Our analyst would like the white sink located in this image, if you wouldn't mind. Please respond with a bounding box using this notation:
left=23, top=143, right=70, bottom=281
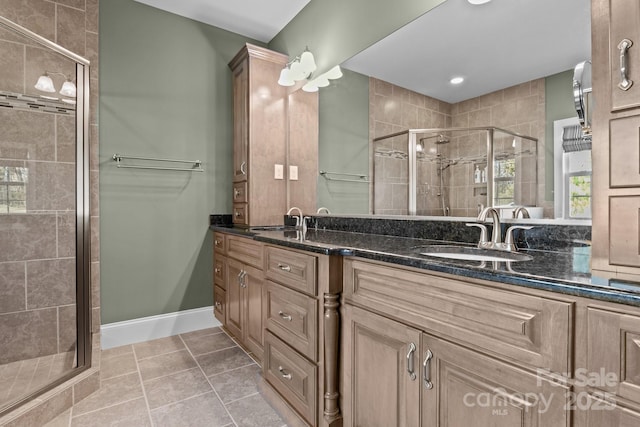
left=415, top=245, right=532, bottom=262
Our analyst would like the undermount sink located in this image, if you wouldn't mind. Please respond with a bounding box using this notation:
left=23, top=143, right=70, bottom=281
left=414, top=245, right=533, bottom=262
left=249, top=225, right=290, bottom=231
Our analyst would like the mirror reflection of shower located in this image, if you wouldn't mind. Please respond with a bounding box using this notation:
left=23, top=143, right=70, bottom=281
left=419, top=134, right=452, bottom=216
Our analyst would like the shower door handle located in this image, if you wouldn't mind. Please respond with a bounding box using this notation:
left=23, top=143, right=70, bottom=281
left=618, top=38, right=634, bottom=91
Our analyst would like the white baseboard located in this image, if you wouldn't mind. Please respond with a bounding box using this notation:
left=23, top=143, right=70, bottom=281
left=100, top=306, right=222, bottom=350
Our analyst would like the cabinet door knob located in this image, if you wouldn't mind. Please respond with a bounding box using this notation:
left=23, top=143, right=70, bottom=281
left=406, top=342, right=417, bottom=381
left=277, top=263, right=291, bottom=272
left=278, top=311, right=293, bottom=322
left=234, top=188, right=241, bottom=198
left=423, top=349, right=434, bottom=390
left=215, top=301, right=222, bottom=309
left=618, top=38, right=634, bottom=91
left=215, top=268, right=221, bottom=274
left=278, top=366, right=292, bottom=380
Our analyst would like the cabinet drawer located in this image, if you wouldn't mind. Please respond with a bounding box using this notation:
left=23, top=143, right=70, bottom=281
left=233, top=182, right=247, bottom=203
left=344, top=258, right=572, bottom=373
left=587, top=307, right=640, bottom=405
left=213, top=285, right=225, bottom=324
left=265, top=281, right=317, bottom=361
left=265, top=246, right=317, bottom=296
left=264, top=331, right=317, bottom=425
left=213, top=232, right=226, bottom=255
left=214, top=255, right=226, bottom=289
left=610, top=116, right=640, bottom=187
left=227, top=235, right=263, bottom=269
left=232, top=204, right=248, bottom=226
left=610, top=196, right=640, bottom=267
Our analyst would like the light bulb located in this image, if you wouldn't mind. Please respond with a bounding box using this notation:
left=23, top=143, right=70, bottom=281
left=302, top=81, right=319, bottom=92
left=311, top=76, right=330, bottom=88
left=34, top=74, right=56, bottom=93
left=289, top=60, right=309, bottom=81
left=277, top=67, right=295, bottom=86
left=450, top=76, right=464, bottom=85
left=299, top=50, right=317, bottom=74
left=324, top=65, right=343, bottom=80
left=59, top=80, right=76, bottom=97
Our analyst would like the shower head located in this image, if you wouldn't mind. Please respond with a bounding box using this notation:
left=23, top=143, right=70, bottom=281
left=435, top=134, right=450, bottom=144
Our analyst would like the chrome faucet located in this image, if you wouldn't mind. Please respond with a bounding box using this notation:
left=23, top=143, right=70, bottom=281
left=316, top=207, right=331, bottom=214
left=513, top=206, right=530, bottom=219
left=286, top=207, right=307, bottom=234
left=476, top=207, right=502, bottom=248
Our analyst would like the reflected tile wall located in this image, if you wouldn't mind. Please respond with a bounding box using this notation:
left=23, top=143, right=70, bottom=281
left=0, top=1, right=100, bottom=417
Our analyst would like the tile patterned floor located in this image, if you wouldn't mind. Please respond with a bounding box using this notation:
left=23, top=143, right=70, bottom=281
left=44, top=328, right=289, bottom=427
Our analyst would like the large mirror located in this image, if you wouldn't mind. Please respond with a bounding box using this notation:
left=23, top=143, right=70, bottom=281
left=317, top=0, right=592, bottom=222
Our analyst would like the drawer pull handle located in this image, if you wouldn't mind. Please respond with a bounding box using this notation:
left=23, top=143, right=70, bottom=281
left=278, top=366, right=292, bottom=380
left=277, top=263, right=291, bottom=272
left=240, top=161, right=247, bottom=175
left=238, top=270, right=247, bottom=288
left=278, top=311, right=293, bottom=322
left=423, top=349, right=433, bottom=390
left=618, top=38, right=634, bottom=91
left=407, top=342, right=417, bottom=381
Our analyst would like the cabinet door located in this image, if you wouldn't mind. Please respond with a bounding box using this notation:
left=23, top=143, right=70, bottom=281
left=610, top=0, right=640, bottom=111
left=243, top=264, right=264, bottom=361
left=585, top=396, right=640, bottom=427
left=232, top=57, right=249, bottom=183
left=226, top=259, right=244, bottom=340
left=342, top=305, right=421, bottom=427
left=421, top=334, right=569, bottom=427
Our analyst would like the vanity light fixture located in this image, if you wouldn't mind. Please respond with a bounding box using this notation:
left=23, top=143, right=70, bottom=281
left=278, top=47, right=343, bottom=92
left=450, top=76, right=465, bottom=85
left=34, top=71, right=77, bottom=98
left=302, top=65, right=344, bottom=92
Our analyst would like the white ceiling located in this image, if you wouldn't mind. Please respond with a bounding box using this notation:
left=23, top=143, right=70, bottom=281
left=133, top=0, right=310, bottom=42
left=342, top=0, right=591, bottom=103
left=133, top=0, right=591, bottom=104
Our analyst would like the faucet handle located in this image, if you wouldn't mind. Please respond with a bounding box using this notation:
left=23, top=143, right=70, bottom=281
left=504, top=225, right=533, bottom=250
left=466, top=223, right=489, bottom=246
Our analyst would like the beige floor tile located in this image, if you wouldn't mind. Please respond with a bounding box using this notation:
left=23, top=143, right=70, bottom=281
left=43, top=408, right=71, bottom=427
left=143, top=368, right=212, bottom=410
left=99, top=351, right=137, bottom=380
left=100, top=344, right=132, bottom=361
left=134, top=335, right=185, bottom=360
left=138, top=349, right=197, bottom=381
left=180, top=327, right=222, bottom=340
left=225, top=393, right=286, bottom=427
left=182, top=332, right=236, bottom=356
left=150, top=392, right=231, bottom=427
left=209, top=364, right=262, bottom=404
left=195, top=347, right=255, bottom=377
left=71, top=397, right=151, bottom=427
left=72, top=372, right=143, bottom=416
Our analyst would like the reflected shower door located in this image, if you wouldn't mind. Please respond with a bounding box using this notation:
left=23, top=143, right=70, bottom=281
left=0, top=17, right=90, bottom=414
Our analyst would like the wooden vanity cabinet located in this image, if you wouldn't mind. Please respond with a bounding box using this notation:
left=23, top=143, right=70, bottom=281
left=342, top=257, right=573, bottom=427
left=213, top=232, right=227, bottom=324
left=263, top=245, right=342, bottom=427
left=228, top=44, right=288, bottom=227
left=214, top=231, right=265, bottom=361
left=592, top=0, right=640, bottom=275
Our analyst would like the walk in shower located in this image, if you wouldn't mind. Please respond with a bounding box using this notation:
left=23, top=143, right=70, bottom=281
left=0, top=17, right=90, bottom=415
left=373, top=127, right=538, bottom=217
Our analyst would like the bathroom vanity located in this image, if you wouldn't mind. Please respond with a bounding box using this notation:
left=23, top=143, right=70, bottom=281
left=212, top=220, right=640, bottom=427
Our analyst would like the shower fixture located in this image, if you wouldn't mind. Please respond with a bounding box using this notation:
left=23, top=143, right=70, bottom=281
left=34, top=71, right=77, bottom=98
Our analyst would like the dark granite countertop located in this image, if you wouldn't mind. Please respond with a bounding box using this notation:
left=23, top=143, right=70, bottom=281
left=210, top=224, right=640, bottom=307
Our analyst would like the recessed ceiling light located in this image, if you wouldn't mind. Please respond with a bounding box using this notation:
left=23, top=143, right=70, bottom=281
left=468, top=0, right=492, bottom=4
left=450, top=77, right=464, bottom=85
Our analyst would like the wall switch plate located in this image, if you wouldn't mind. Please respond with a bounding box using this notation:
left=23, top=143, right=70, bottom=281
left=274, top=164, right=284, bottom=180
left=289, top=165, right=299, bottom=180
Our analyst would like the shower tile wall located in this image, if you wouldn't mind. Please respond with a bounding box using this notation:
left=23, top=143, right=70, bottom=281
left=370, top=77, right=546, bottom=217
left=0, top=0, right=100, bottom=412
left=369, top=77, right=452, bottom=215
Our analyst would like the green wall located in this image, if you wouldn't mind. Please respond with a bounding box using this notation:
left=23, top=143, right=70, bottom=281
left=545, top=70, right=576, bottom=202
left=317, top=69, right=370, bottom=214
left=99, top=0, right=260, bottom=323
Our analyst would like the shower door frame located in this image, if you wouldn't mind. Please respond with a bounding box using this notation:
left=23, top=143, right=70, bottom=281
left=373, top=127, right=538, bottom=215
left=0, top=16, right=92, bottom=415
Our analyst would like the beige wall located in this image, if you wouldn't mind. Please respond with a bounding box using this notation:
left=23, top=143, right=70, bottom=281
left=371, top=77, right=547, bottom=217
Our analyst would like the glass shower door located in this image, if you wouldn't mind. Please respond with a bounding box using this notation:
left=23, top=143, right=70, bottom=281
left=0, top=17, right=90, bottom=414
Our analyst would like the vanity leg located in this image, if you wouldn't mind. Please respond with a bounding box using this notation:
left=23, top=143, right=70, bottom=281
left=323, top=293, right=342, bottom=425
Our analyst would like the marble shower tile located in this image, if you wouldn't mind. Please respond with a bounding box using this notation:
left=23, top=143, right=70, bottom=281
left=26, top=258, right=75, bottom=309
left=0, top=308, right=57, bottom=364
left=0, top=109, right=56, bottom=161
left=56, top=114, right=75, bottom=163
left=57, top=212, right=75, bottom=258
left=56, top=4, right=85, bottom=56
left=0, top=39, right=24, bottom=93
left=0, top=261, right=25, bottom=314
left=0, top=0, right=55, bottom=42
left=55, top=0, right=86, bottom=10
left=86, top=0, right=99, bottom=33
left=25, top=161, right=75, bottom=212
left=58, top=304, right=77, bottom=353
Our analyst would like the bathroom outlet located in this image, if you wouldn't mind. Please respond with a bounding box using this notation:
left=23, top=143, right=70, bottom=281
left=289, top=165, right=299, bottom=180
left=274, top=164, right=284, bottom=180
